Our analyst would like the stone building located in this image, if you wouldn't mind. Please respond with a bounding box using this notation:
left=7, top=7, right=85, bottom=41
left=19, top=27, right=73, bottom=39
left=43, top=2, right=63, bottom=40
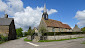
left=72, top=24, right=81, bottom=32
left=0, top=14, right=16, bottom=40
left=38, top=4, right=72, bottom=32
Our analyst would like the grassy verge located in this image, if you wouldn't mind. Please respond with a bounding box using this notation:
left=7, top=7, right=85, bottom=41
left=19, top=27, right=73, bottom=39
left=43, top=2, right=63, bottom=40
left=0, top=41, right=8, bottom=44
left=24, top=38, right=32, bottom=42
left=0, top=41, right=4, bottom=44
left=81, top=41, right=85, bottom=44
left=39, top=37, right=84, bottom=42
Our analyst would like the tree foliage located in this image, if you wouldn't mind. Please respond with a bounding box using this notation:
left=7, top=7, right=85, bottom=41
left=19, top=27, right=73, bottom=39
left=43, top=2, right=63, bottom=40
left=16, top=28, right=23, bottom=37
left=27, top=26, right=35, bottom=35
left=23, top=32, right=28, bottom=36
left=81, top=27, right=85, bottom=32
left=39, top=26, right=47, bottom=33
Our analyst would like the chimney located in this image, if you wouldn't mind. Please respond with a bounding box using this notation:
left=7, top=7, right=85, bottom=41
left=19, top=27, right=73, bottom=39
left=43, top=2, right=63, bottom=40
left=5, top=14, right=8, bottom=18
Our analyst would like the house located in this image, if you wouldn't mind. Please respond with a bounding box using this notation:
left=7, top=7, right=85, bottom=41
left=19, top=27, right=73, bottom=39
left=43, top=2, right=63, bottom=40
left=72, top=24, right=81, bottom=32
left=38, top=4, right=72, bottom=32
left=0, top=14, right=16, bottom=40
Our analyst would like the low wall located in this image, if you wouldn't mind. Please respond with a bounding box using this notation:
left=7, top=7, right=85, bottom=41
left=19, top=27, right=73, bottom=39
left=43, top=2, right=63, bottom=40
left=27, top=35, right=31, bottom=40
left=47, top=34, right=85, bottom=40
left=27, top=34, right=85, bottom=40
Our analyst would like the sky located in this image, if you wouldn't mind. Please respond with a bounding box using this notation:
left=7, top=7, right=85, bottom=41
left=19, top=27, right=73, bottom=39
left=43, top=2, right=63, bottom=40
left=0, top=0, right=85, bottom=31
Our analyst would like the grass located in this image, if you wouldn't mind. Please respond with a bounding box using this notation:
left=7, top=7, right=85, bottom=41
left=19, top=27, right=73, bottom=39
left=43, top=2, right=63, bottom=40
left=24, top=38, right=32, bottom=42
left=0, top=41, right=4, bottom=44
left=0, top=41, right=8, bottom=44
left=81, top=41, right=85, bottom=44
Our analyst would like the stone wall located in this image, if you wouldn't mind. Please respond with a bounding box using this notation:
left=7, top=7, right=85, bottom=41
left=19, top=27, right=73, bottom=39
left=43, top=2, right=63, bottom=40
left=47, top=27, right=52, bottom=32
left=47, top=34, right=85, bottom=40
left=38, top=18, right=47, bottom=32
left=0, top=26, right=9, bottom=36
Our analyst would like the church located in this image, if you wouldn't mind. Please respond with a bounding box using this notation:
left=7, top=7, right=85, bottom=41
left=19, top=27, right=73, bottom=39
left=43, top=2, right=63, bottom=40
left=38, top=4, right=72, bottom=32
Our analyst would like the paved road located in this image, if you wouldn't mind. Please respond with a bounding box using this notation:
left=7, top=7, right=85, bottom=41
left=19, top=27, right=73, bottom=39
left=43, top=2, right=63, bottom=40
left=0, top=37, right=85, bottom=48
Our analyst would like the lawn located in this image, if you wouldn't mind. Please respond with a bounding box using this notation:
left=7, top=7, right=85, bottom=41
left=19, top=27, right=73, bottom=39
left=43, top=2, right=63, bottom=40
left=24, top=38, right=32, bottom=41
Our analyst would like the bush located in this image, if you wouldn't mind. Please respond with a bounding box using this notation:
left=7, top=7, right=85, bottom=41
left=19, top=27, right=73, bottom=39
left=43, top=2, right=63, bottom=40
left=24, top=32, right=28, bottom=36
left=44, top=32, right=85, bottom=36
left=16, top=28, right=23, bottom=37
left=81, top=27, right=85, bottom=32
left=1, top=36, right=8, bottom=41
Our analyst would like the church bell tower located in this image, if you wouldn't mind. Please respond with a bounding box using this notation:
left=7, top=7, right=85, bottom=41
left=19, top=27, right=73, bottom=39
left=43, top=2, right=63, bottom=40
left=42, top=4, right=48, bottom=20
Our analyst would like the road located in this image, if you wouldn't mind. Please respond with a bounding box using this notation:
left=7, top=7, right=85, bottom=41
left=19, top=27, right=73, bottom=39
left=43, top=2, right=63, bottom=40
left=0, top=37, right=85, bottom=48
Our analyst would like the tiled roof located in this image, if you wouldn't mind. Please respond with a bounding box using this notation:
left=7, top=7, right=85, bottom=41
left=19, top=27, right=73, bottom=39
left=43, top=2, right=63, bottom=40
left=0, top=18, right=13, bottom=25
left=43, top=18, right=71, bottom=29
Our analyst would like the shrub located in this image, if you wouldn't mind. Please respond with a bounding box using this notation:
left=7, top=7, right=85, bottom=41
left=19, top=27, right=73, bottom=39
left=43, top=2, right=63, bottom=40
left=45, top=32, right=85, bottom=36
left=1, top=36, right=8, bottom=41
left=24, top=32, right=28, bottom=36
left=16, top=28, right=23, bottom=37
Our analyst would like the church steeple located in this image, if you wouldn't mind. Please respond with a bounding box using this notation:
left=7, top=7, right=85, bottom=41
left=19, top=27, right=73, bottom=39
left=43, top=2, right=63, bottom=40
left=44, top=3, right=47, bottom=13
left=42, top=3, right=48, bottom=20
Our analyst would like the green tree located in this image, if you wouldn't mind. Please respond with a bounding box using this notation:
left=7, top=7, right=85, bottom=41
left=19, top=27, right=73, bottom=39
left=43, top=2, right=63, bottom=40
left=39, top=26, right=47, bottom=40
left=24, top=32, right=28, bottom=36
left=27, top=26, right=35, bottom=35
left=81, top=27, right=85, bottom=32
left=39, top=26, right=47, bottom=34
left=28, top=26, right=32, bottom=35
left=16, top=28, right=23, bottom=37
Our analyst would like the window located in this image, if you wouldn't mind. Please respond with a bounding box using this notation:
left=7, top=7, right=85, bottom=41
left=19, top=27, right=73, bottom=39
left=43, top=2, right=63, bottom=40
left=52, top=28, right=55, bottom=32
left=46, top=15, right=48, bottom=19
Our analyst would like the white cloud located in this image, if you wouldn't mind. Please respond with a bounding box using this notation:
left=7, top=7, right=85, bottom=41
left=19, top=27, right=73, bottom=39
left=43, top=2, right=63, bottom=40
left=48, top=9, right=58, bottom=15
left=14, top=6, right=57, bottom=31
left=0, top=0, right=23, bottom=16
left=0, top=0, right=8, bottom=11
left=75, top=10, right=85, bottom=27
left=0, top=0, right=57, bottom=31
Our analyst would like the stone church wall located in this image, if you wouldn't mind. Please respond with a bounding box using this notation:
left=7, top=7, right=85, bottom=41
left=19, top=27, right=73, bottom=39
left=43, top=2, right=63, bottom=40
left=38, top=19, right=47, bottom=32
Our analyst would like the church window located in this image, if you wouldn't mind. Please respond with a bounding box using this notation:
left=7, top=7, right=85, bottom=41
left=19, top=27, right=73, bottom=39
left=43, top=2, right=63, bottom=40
left=52, top=28, right=55, bottom=32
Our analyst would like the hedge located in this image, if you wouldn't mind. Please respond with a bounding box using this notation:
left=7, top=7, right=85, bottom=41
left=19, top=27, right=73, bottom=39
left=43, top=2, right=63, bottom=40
left=43, top=32, right=85, bottom=36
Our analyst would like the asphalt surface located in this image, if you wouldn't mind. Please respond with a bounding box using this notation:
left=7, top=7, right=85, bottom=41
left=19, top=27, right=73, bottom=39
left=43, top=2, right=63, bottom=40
left=0, top=37, right=85, bottom=48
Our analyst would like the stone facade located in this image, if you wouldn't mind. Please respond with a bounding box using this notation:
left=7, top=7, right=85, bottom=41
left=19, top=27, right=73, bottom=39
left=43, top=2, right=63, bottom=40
left=0, top=14, right=16, bottom=40
left=38, top=18, right=72, bottom=32
left=0, top=26, right=9, bottom=36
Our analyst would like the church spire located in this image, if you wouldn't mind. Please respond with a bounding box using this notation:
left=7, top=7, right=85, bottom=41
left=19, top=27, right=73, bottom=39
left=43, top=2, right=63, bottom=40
left=42, top=3, right=48, bottom=20
left=44, top=3, right=47, bottom=13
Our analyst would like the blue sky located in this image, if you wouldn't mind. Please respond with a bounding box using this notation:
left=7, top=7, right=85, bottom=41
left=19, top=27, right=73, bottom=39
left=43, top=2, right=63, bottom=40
left=0, top=0, right=85, bottom=30
left=22, top=0, right=85, bottom=28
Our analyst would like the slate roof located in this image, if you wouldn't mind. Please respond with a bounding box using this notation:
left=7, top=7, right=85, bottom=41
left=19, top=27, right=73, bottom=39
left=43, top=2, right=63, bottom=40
left=0, top=18, right=13, bottom=25
left=43, top=18, right=71, bottom=29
